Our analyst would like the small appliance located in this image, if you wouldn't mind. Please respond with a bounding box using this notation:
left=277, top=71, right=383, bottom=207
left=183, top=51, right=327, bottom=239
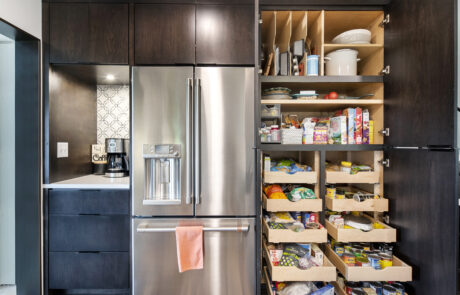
left=105, top=138, right=129, bottom=178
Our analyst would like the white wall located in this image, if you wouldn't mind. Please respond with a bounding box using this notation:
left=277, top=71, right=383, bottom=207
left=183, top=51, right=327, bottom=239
left=0, top=34, right=16, bottom=285
left=0, top=0, right=41, bottom=39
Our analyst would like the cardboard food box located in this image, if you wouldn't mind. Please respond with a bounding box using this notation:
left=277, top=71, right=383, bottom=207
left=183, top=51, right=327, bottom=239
left=369, top=120, right=374, bottom=144
left=329, top=116, right=347, bottom=144
left=343, top=108, right=356, bottom=144
left=355, top=107, right=363, bottom=144
left=362, top=110, right=370, bottom=144
left=313, top=123, right=328, bottom=144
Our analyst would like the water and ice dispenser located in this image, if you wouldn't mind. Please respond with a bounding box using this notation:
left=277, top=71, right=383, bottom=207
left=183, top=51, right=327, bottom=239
left=143, top=144, right=181, bottom=205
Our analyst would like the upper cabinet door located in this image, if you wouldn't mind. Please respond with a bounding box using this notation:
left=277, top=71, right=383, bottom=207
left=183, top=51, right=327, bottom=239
left=384, top=0, right=456, bottom=147
left=134, top=4, right=196, bottom=65
left=196, top=5, right=254, bottom=65
left=50, top=3, right=129, bottom=64
left=50, top=3, right=89, bottom=63
left=88, top=4, right=129, bottom=64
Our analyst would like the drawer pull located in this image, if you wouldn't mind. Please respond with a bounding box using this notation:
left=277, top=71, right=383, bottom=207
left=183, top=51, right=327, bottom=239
left=137, top=224, right=250, bottom=233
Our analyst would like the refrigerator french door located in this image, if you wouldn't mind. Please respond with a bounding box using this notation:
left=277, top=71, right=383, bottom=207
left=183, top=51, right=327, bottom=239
left=131, top=66, right=256, bottom=294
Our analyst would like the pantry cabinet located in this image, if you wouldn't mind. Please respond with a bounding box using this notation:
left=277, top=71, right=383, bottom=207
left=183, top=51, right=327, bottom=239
left=257, top=0, right=457, bottom=294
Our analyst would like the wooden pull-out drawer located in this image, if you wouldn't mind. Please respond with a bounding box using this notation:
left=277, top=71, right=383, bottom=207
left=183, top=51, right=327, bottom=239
left=263, top=193, right=322, bottom=212
left=325, top=217, right=396, bottom=243
left=263, top=218, right=327, bottom=243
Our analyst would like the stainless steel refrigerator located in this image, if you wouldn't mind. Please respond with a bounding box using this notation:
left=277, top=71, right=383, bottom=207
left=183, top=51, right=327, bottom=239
left=131, top=66, right=256, bottom=294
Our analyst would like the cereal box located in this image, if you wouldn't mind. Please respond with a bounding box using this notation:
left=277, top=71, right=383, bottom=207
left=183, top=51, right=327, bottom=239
left=362, top=109, right=370, bottom=144
left=344, top=108, right=356, bottom=144
left=369, top=120, right=374, bottom=144
left=355, top=107, right=363, bottom=144
left=329, top=116, right=347, bottom=144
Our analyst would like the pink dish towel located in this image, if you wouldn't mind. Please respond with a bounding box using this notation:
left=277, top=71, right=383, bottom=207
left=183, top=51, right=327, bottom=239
left=175, top=226, right=204, bottom=273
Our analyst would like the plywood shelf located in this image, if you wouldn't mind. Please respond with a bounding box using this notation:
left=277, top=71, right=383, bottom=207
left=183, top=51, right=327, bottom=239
left=325, top=246, right=412, bottom=282
left=325, top=197, right=388, bottom=212
left=331, top=282, right=408, bottom=295
left=264, top=171, right=318, bottom=184
left=261, top=99, right=383, bottom=105
left=263, top=193, right=322, bottom=212
left=263, top=242, right=337, bottom=282
left=259, top=144, right=386, bottom=152
left=326, top=171, right=380, bottom=184
left=263, top=218, right=327, bottom=243
left=324, top=43, right=383, bottom=60
left=325, top=217, right=396, bottom=243
left=260, top=75, right=384, bottom=84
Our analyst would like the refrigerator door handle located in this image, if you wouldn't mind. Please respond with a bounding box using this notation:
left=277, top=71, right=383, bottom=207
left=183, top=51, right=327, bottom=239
left=194, top=78, right=201, bottom=205
left=186, top=78, right=194, bottom=205
left=136, top=224, right=250, bottom=233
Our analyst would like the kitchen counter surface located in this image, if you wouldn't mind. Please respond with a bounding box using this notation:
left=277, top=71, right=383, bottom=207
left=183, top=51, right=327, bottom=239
left=43, top=174, right=130, bottom=189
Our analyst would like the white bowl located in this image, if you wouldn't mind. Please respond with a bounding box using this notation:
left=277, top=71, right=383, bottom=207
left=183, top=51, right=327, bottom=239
left=331, top=29, right=372, bottom=44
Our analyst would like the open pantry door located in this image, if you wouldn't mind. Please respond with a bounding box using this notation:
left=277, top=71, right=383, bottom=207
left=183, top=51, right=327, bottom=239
left=384, top=0, right=456, bottom=147
left=384, top=149, right=458, bottom=294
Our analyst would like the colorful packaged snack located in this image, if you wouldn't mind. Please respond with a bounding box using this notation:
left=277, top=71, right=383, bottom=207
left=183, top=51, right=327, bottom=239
left=355, top=107, right=363, bottom=144
left=264, top=184, right=288, bottom=199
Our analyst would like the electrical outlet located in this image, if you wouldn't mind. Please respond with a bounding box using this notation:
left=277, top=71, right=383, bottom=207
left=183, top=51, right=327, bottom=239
left=57, top=142, right=68, bottom=158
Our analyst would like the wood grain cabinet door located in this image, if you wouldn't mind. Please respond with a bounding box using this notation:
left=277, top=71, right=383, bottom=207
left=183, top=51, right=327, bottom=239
left=89, top=4, right=129, bottom=64
left=196, top=5, right=254, bottom=65
left=50, top=3, right=89, bottom=63
left=134, top=4, right=196, bottom=65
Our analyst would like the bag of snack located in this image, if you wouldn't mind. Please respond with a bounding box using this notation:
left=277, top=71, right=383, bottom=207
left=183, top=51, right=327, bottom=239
left=264, top=184, right=287, bottom=199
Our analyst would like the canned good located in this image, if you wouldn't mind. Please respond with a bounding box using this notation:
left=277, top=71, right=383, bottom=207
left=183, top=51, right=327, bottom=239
left=382, top=285, right=397, bottom=295
left=356, top=256, right=370, bottom=267
left=342, top=253, right=356, bottom=266
left=290, top=212, right=302, bottom=222
left=368, top=254, right=381, bottom=270
left=334, top=243, right=345, bottom=256
left=345, top=282, right=359, bottom=295
left=391, top=283, right=405, bottom=295
left=379, top=254, right=393, bottom=269
left=352, top=289, right=366, bottom=295
left=344, top=245, right=353, bottom=253
left=369, top=282, right=383, bottom=295
left=336, top=189, right=346, bottom=199
left=326, top=184, right=336, bottom=199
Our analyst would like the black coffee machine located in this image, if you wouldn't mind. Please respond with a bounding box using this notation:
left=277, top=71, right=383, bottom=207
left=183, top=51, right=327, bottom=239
left=105, top=138, right=129, bottom=178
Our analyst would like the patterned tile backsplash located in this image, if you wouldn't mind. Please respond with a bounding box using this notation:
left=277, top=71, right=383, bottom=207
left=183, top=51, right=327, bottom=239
left=97, top=85, right=130, bottom=144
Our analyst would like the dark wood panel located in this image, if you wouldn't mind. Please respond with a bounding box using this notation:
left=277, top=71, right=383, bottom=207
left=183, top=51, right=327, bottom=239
left=384, top=0, right=455, bottom=147
left=196, top=5, right=254, bottom=65
left=89, top=4, right=129, bottom=64
left=49, top=189, right=130, bottom=215
left=49, top=3, right=89, bottom=63
left=48, top=252, right=130, bottom=289
left=385, top=150, right=457, bottom=294
left=197, top=0, right=253, bottom=3
left=134, top=4, right=195, bottom=64
left=15, top=39, right=41, bottom=295
left=49, top=215, right=130, bottom=251
left=49, top=67, right=96, bottom=182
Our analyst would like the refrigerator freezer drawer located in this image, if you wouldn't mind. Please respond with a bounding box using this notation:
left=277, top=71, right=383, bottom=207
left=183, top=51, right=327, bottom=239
left=132, top=218, right=256, bottom=294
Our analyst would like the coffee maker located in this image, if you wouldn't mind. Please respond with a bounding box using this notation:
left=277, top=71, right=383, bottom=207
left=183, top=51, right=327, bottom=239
left=105, top=138, right=129, bottom=178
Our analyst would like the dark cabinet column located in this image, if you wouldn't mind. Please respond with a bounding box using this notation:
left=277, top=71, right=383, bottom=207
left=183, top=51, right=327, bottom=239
left=196, top=5, right=254, bottom=65
left=89, top=4, right=129, bottom=64
left=50, top=3, right=89, bottom=63
left=134, top=4, right=196, bottom=65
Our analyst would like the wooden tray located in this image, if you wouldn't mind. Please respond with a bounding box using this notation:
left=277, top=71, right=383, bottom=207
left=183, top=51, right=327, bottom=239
left=264, top=267, right=275, bottom=295
left=325, top=217, right=396, bottom=243
left=263, top=242, right=336, bottom=282
left=325, top=197, right=388, bottom=212
left=325, top=246, right=412, bottom=282
left=263, top=218, right=327, bottom=243
left=264, top=171, right=318, bottom=184
left=326, top=171, right=379, bottom=184
left=331, top=282, right=408, bottom=295
left=263, top=193, right=322, bottom=212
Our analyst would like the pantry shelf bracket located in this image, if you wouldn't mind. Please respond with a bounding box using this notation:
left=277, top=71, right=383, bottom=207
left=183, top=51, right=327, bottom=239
left=380, top=65, right=391, bottom=75
left=379, top=128, right=390, bottom=136
left=379, top=158, right=390, bottom=168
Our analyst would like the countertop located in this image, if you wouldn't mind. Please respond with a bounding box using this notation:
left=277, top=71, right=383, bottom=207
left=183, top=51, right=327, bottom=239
left=43, top=174, right=130, bottom=189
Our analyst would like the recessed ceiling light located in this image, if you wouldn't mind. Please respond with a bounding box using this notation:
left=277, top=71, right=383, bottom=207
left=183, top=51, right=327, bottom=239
left=106, top=74, right=115, bottom=81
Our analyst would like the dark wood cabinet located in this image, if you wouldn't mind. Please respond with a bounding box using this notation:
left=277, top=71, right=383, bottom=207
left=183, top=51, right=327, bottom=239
left=134, top=4, right=196, bottom=64
left=89, top=4, right=129, bottom=64
left=196, top=5, right=254, bottom=65
left=49, top=3, right=129, bottom=64
left=50, top=3, right=89, bottom=63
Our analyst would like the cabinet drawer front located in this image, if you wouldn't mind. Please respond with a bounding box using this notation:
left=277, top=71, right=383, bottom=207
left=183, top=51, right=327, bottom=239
left=49, top=252, right=129, bottom=289
left=49, top=189, right=130, bottom=215
left=49, top=215, right=129, bottom=252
